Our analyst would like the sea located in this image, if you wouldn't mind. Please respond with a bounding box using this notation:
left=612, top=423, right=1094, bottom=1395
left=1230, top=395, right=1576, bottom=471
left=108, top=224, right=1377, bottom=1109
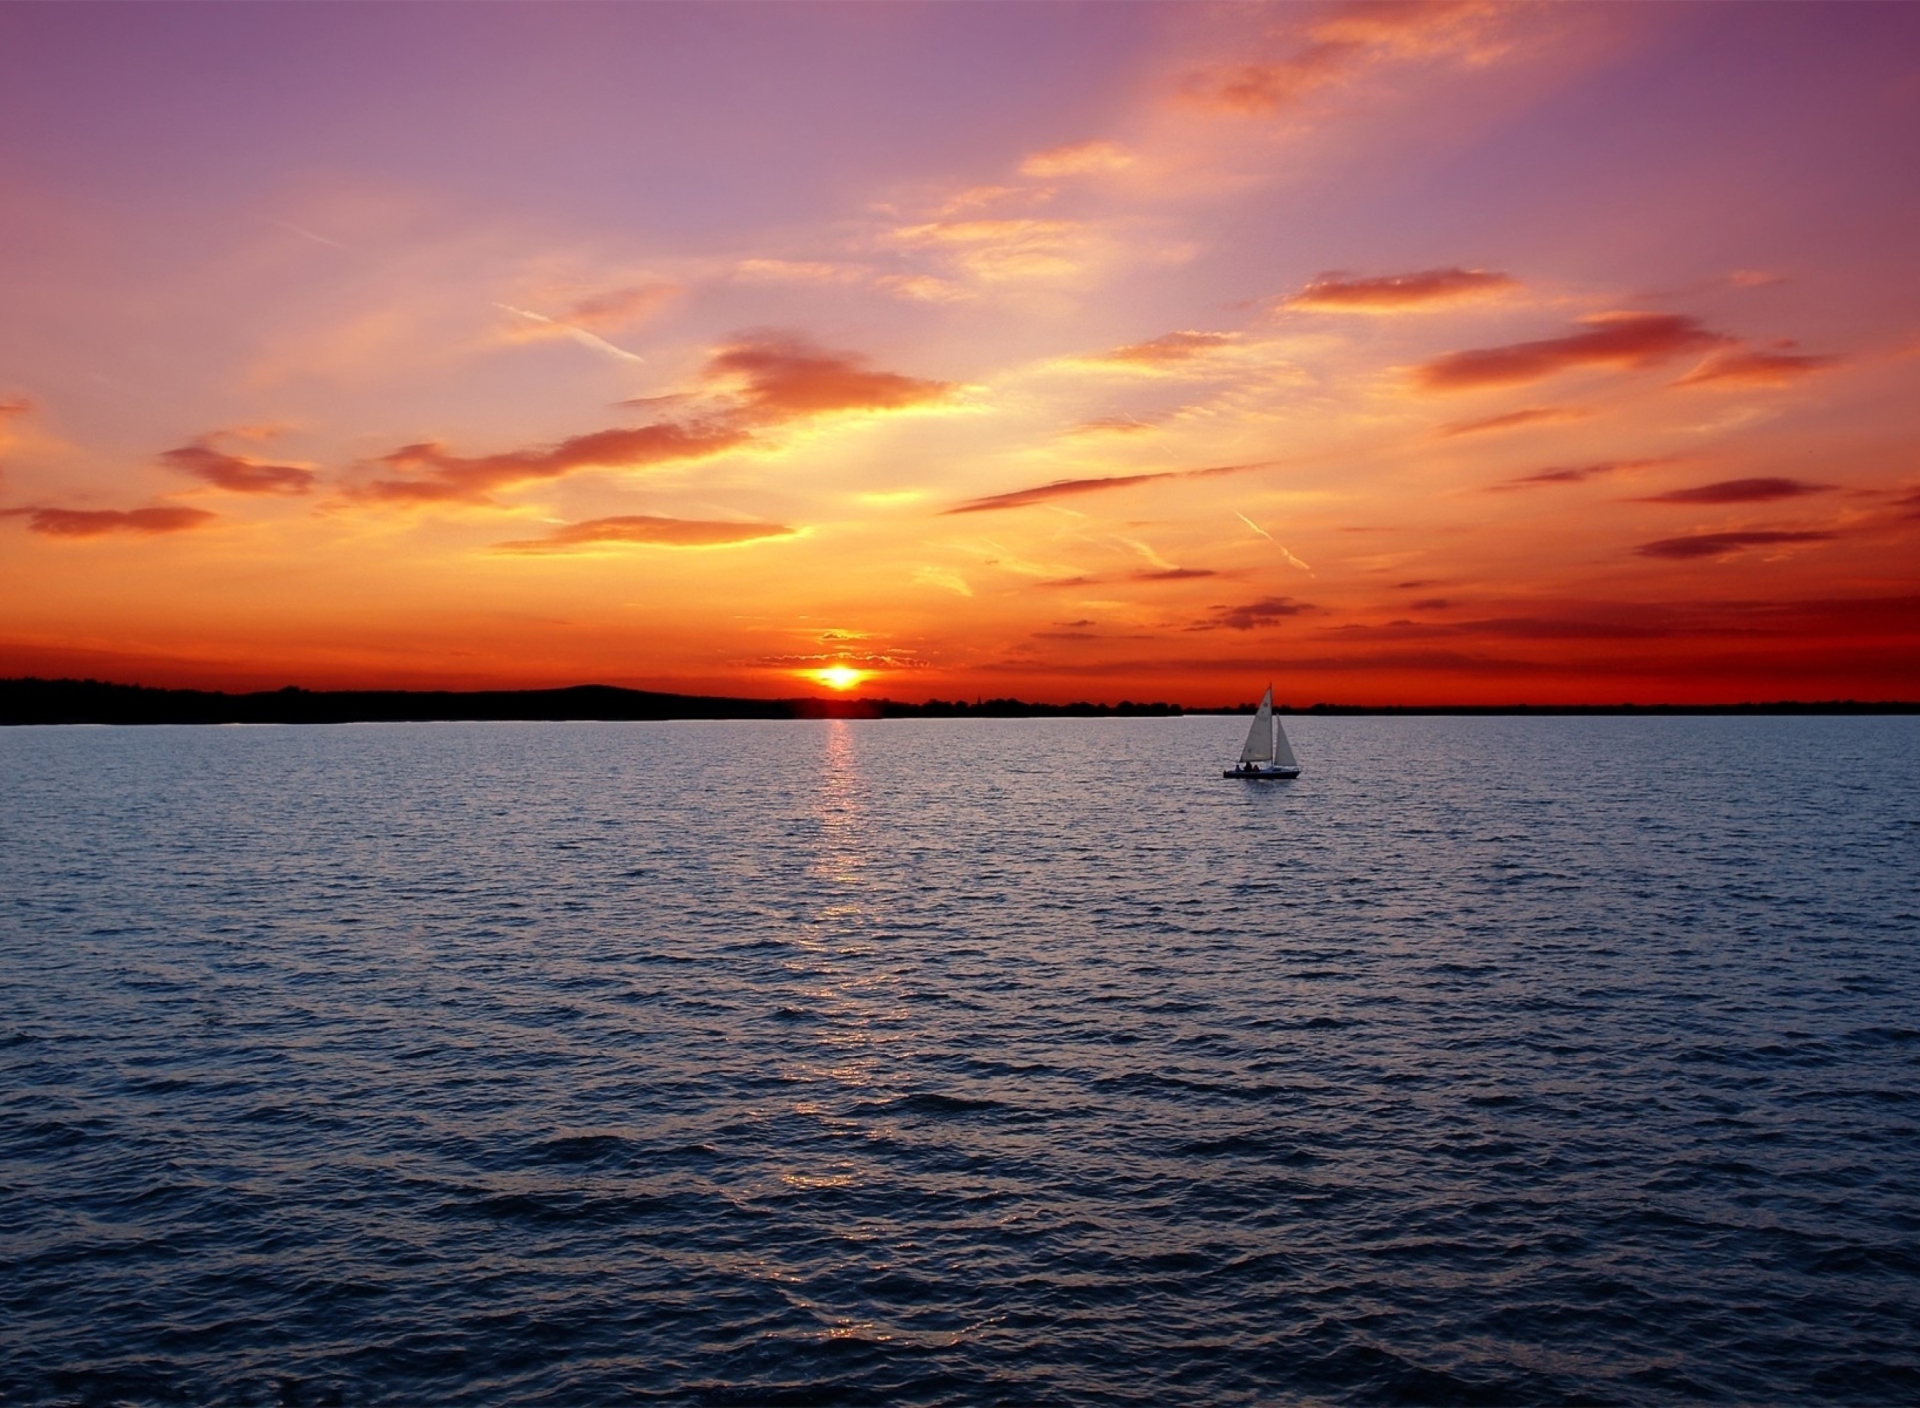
left=2, top=715, right=1917, bottom=1407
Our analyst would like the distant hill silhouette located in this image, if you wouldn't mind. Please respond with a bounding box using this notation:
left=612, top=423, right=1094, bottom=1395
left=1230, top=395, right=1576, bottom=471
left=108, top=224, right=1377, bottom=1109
left=0, top=677, right=1910, bottom=725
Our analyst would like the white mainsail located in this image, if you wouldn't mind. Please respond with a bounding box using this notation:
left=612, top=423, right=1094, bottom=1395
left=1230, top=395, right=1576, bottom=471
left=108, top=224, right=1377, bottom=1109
left=1239, top=687, right=1275, bottom=764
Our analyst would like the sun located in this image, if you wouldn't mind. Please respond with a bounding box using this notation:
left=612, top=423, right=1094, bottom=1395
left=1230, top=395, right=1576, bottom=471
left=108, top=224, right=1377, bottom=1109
left=812, top=664, right=867, bottom=692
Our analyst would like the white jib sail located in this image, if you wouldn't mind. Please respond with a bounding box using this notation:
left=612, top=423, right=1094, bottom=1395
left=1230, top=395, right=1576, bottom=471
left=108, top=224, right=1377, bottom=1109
left=1239, top=688, right=1275, bottom=764
left=1272, top=714, right=1299, bottom=769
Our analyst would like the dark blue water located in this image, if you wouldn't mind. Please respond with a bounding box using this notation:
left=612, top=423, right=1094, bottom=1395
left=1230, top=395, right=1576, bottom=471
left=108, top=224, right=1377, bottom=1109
left=3, top=716, right=1917, bottom=1406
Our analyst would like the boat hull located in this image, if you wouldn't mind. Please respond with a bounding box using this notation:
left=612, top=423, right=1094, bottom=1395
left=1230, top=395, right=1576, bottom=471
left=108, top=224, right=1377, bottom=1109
left=1223, top=766, right=1300, bottom=780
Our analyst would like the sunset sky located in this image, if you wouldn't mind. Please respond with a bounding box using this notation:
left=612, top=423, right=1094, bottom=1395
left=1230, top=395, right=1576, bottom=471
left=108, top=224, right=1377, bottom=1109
left=2, top=2, right=1916, bottom=704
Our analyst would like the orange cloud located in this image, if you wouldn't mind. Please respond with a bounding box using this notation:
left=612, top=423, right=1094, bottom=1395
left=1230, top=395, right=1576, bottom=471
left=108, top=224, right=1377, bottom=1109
left=1676, top=345, right=1841, bottom=387
left=1416, top=312, right=1730, bottom=391
left=1019, top=139, right=1133, bottom=177
left=1635, top=529, right=1835, bottom=560
left=0, top=396, right=30, bottom=421
left=4, top=505, right=215, bottom=537
left=887, top=217, right=1086, bottom=280
left=496, top=515, right=796, bottom=553
left=1287, top=267, right=1515, bottom=312
left=364, top=334, right=944, bottom=505
left=702, top=334, right=952, bottom=423
left=1182, top=1, right=1508, bottom=114
left=1437, top=405, right=1583, bottom=437
left=1635, top=478, right=1830, bottom=505
left=362, top=423, right=749, bottom=504
left=160, top=440, right=316, bottom=494
left=565, top=283, right=675, bottom=331
left=944, top=461, right=1264, bottom=515
left=1099, top=330, right=1235, bottom=365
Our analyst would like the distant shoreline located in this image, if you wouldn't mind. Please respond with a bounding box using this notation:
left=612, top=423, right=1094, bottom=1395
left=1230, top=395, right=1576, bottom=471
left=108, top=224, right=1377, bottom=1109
left=2, top=677, right=1914, bottom=726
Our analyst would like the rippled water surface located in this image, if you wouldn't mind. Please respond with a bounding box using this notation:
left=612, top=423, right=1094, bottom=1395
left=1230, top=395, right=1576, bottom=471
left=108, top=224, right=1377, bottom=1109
left=3, top=716, right=1918, bottom=1406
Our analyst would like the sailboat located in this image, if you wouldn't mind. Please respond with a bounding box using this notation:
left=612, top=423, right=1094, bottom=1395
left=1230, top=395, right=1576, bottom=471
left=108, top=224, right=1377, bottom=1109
left=1223, top=686, right=1301, bottom=779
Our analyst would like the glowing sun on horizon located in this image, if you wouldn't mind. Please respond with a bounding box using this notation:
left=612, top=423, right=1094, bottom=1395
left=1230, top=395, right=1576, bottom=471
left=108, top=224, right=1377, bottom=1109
left=812, top=664, right=867, bottom=692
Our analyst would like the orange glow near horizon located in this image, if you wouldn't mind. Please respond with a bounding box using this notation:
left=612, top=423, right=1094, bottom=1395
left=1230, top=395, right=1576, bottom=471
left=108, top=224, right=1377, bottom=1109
left=1, top=5, right=1916, bottom=704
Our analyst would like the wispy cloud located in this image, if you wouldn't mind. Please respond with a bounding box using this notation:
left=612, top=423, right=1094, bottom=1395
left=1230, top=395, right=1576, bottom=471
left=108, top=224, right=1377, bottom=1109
left=1193, top=595, right=1316, bottom=631
left=1417, top=312, right=1729, bottom=391
left=913, top=565, right=973, bottom=596
left=1133, top=566, right=1218, bottom=582
left=1493, top=457, right=1667, bottom=491
left=1181, top=1, right=1515, bottom=115
left=887, top=216, right=1089, bottom=281
left=362, top=334, right=948, bottom=505
left=1287, top=267, right=1516, bottom=313
left=1676, top=345, right=1841, bottom=387
left=1437, top=405, right=1584, bottom=437
left=3, top=505, right=216, bottom=538
left=495, top=514, right=795, bottom=553
left=944, top=461, right=1265, bottom=515
left=1635, top=477, right=1830, bottom=505
left=361, top=423, right=749, bottom=505
left=1019, top=139, right=1134, bottom=178
left=1635, top=529, right=1836, bottom=560
left=1235, top=510, right=1274, bottom=542
left=1097, top=330, right=1236, bottom=367
left=496, top=303, right=646, bottom=364
left=1234, top=513, right=1313, bottom=572
left=160, top=439, right=316, bottom=495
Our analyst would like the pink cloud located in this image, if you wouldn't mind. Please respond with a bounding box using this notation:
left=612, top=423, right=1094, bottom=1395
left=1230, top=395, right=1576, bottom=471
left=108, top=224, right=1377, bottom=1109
left=1417, top=312, right=1730, bottom=391
left=1098, top=331, right=1235, bottom=365
left=702, top=335, right=951, bottom=423
left=1288, top=267, right=1515, bottom=312
left=364, top=333, right=945, bottom=505
left=1676, top=345, right=1841, bottom=387
left=1182, top=1, right=1511, bottom=115
left=565, top=283, right=676, bottom=331
left=160, top=441, right=315, bottom=495
left=361, top=423, right=750, bottom=505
